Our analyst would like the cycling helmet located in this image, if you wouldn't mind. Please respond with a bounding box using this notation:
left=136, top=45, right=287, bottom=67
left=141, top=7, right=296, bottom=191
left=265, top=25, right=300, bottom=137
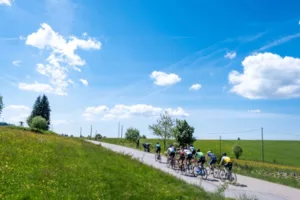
left=207, top=151, right=211, bottom=154
left=222, top=152, right=227, bottom=156
left=197, top=149, right=200, bottom=152
left=157, top=142, right=159, bottom=144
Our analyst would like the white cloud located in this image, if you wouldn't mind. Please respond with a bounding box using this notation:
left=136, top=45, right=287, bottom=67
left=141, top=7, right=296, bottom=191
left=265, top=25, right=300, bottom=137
left=82, top=104, right=189, bottom=121
left=79, top=79, right=88, bottom=86
left=4, top=105, right=30, bottom=111
left=248, top=109, right=261, bottom=113
left=224, top=52, right=237, bottom=59
left=150, top=71, right=181, bottom=86
left=2, top=104, right=30, bottom=124
left=22, top=23, right=101, bottom=95
left=229, top=52, right=300, bottom=99
left=165, top=107, right=189, bottom=117
left=12, top=60, right=21, bottom=67
left=18, top=82, right=56, bottom=94
left=259, top=33, right=300, bottom=51
left=189, top=84, right=201, bottom=91
left=67, top=79, right=74, bottom=85
left=0, top=0, right=13, bottom=6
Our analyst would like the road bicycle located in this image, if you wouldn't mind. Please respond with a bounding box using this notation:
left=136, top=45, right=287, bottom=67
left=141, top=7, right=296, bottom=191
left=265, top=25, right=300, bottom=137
left=167, top=155, right=176, bottom=169
left=219, top=166, right=237, bottom=184
left=193, top=162, right=208, bottom=179
left=206, top=163, right=219, bottom=178
left=155, top=151, right=161, bottom=163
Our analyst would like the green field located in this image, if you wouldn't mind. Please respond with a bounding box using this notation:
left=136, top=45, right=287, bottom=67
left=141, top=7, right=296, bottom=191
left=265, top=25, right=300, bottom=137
left=102, top=138, right=300, bottom=189
left=0, top=127, right=228, bottom=200
left=102, top=138, right=300, bottom=167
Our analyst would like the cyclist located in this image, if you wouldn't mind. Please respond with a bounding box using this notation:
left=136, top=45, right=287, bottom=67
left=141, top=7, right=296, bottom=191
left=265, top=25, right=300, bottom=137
left=178, top=146, right=185, bottom=166
left=184, top=146, right=193, bottom=165
left=155, top=142, right=161, bottom=158
left=189, top=144, right=196, bottom=157
left=167, top=144, right=176, bottom=161
left=206, top=151, right=217, bottom=171
left=195, top=149, right=205, bottom=170
left=219, top=152, right=233, bottom=172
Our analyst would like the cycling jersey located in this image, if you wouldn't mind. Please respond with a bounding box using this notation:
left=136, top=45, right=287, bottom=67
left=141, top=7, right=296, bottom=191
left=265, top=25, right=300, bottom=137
left=207, top=152, right=217, bottom=160
left=184, top=149, right=192, bottom=156
left=221, top=156, right=231, bottom=164
left=189, top=146, right=195, bottom=152
left=195, top=152, right=204, bottom=159
left=168, top=147, right=175, bottom=154
left=155, top=144, right=161, bottom=148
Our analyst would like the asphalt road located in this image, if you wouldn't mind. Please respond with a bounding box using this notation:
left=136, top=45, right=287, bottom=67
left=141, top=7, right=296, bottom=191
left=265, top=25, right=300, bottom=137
left=87, top=140, right=300, bottom=200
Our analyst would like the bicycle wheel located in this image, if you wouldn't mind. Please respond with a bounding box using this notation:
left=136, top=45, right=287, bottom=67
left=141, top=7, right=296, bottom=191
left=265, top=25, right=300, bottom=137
left=200, top=168, right=208, bottom=180
left=158, top=155, right=162, bottom=163
left=219, top=169, right=227, bottom=182
left=155, top=153, right=158, bottom=162
left=167, top=158, right=171, bottom=168
left=213, top=168, right=219, bottom=178
left=192, top=166, right=199, bottom=177
left=229, top=172, right=237, bottom=184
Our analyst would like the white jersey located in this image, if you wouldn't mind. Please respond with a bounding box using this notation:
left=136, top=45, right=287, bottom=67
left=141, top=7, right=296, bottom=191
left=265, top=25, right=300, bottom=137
left=168, top=147, right=175, bottom=153
left=184, top=149, right=192, bottom=155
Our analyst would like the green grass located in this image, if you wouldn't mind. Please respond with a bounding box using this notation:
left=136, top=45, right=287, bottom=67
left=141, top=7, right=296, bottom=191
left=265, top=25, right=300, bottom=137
left=102, top=138, right=300, bottom=189
left=0, top=127, right=227, bottom=200
left=102, top=138, right=300, bottom=167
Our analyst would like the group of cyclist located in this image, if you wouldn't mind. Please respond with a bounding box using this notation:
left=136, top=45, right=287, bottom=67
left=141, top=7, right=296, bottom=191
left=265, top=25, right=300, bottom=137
left=155, top=142, right=232, bottom=172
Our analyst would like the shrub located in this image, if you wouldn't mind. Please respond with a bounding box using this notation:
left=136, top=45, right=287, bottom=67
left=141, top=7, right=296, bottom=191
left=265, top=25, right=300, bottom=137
left=30, top=116, right=48, bottom=131
left=233, top=144, right=243, bottom=159
left=125, top=128, right=140, bottom=143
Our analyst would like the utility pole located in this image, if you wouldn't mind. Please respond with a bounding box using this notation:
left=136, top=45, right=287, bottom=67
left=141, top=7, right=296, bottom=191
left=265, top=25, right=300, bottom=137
left=80, top=127, right=82, bottom=137
left=90, top=125, right=93, bottom=138
left=118, top=122, right=120, bottom=138
left=261, top=127, right=264, bottom=162
left=121, top=125, right=123, bottom=138
left=219, top=136, right=222, bottom=156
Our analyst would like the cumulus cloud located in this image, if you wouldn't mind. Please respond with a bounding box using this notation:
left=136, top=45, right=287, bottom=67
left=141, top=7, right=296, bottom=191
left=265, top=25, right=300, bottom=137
left=3, top=105, right=30, bottom=124
left=52, top=120, right=70, bottom=125
left=12, top=60, right=21, bottom=67
left=229, top=52, right=300, bottom=99
left=150, top=71, right=181, bottom=86
left=248, top=109, right=261, bottom=113
left=224, top=52, right=237, bottom=59
left=21, top=23, right=101, bottom=95
left=4, top=105, right=30, bottom=111
left=189, top=84, right=201, bottom=91
left=0, top=0, right=13, bottom=6
left=18, top=82, right=55, bottom=94
left=79, top=79, right=88, bottom=86
left=82, top=104, right=189, bottom=121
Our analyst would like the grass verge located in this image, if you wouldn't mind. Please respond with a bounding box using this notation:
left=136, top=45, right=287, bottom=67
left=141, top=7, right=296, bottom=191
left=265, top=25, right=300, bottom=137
left=0, top=127, right=228, bottom=200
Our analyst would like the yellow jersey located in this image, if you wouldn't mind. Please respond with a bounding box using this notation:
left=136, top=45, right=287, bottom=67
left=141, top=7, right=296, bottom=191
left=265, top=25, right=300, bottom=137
left=221, top=156, right=231, bottom=164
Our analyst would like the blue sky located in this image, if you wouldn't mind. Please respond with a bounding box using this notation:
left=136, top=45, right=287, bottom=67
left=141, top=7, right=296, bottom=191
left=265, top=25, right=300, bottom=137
left=1, top=0, right=300, bottom=140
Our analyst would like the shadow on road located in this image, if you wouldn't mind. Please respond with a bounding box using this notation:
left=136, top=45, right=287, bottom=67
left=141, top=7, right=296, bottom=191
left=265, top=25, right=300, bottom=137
left=232, top=183, right=248, bottom=188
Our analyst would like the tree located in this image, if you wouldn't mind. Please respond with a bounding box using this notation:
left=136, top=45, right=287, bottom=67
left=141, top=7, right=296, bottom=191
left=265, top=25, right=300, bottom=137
left=141, top=135, right=147, bottom=139
left=95, top=133, right=102, bottom=140
left=27, top=95, right=51, bottom=130
left=0, top=95, right=3, bottom=117
left=233, top=144, right=243, bottom=159
left=237, top=137, right=241, bottom=140
left=173, top=119, right=196, bottom=147
left=19, top=121, right=24, bottom=127
left=30, top=116, right=48, bottom=130
left=125, top=128, right=140, bottom=143
left=149, top=111, right=174, bottom=149
left=40, top=95, right=51, bottom=130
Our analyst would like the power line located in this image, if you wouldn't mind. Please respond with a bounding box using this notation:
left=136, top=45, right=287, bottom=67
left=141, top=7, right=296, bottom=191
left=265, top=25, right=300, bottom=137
left=207, top=128, right=260, bottom=135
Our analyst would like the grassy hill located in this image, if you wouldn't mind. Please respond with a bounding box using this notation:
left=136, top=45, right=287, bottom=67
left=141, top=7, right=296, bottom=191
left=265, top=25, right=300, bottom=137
left=0, top=127, right=226, bottom=200
left=102, top=138, right=300, bottom=167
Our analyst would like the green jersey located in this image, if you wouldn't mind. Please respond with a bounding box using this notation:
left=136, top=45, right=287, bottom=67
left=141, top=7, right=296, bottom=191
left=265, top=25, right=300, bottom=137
left=195, top=152, right=204, bottom=158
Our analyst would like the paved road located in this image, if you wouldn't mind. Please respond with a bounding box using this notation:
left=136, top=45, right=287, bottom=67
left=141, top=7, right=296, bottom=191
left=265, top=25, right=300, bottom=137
left=87, top=140, right=300, bottom=200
